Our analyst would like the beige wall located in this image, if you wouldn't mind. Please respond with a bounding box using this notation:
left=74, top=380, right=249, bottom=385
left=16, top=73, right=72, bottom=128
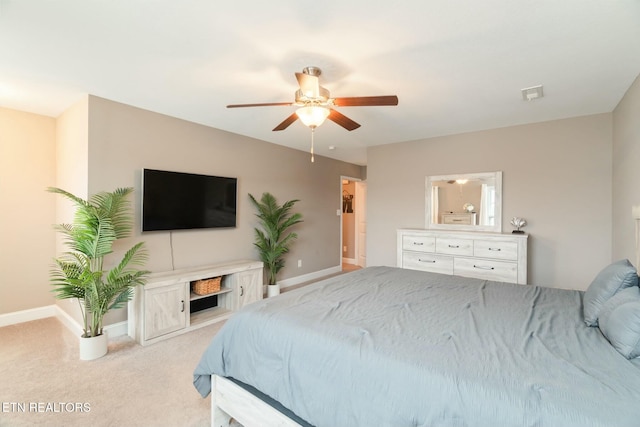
left=4, top=78, right=638, bottom=316
left=367, top=113, right=613, bottom=290
left=0, top=108, right=56, bottom=313
left=0, top=96, right=362, bottom=321
left=84, top=96, right=362, bottom=324
left=53, top=96, right=90, bottom=324
left=613, top=72, right=640, bottom=265
left=56, top=96, right=89, bottom=199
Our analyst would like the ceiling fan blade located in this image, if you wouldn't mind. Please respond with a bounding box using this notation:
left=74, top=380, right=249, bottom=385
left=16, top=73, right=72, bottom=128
left=227, top=102, right=292, bottom=108
left=295, top=72, right=320, bottom=98
left=328, top=109, right=361, bottom=131
left=273, top=113, right=299, bottom=131
left=332, top=95, right=399, bottom=107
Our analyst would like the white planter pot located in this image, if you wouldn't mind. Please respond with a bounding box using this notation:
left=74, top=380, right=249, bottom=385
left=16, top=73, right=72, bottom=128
left=267, top=284, right=280, bottom=298
left=79, top=332, right=108, bottom=361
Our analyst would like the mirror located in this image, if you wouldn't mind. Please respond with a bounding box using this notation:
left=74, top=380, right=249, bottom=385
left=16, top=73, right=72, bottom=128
left=425, top=171, right=502, bottom=232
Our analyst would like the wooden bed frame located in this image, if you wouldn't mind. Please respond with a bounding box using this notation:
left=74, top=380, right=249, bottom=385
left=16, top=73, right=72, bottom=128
left=211, top=375, right=303, bottom=427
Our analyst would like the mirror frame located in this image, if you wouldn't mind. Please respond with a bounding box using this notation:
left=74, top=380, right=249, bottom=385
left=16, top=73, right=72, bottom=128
left=425, top=171, right=503, bottom=233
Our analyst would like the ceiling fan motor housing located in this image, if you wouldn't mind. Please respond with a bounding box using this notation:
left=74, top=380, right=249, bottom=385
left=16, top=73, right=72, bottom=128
left=295, top=87, right=331, bottom=105
left=302, top=66, right=322, bottom=77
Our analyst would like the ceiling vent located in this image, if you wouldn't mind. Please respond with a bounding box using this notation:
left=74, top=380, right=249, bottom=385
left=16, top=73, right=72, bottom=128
left=521, top=85, right=544, bottom=101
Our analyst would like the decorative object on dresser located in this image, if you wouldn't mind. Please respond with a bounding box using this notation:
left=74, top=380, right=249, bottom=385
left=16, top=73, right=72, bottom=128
left=510, top=217, right=527, bottom=234
left=397, top=228, right=528, bottom=284
left=128, top=260, right=263, bottom=345
left=248, top=192, right=303, bottom=297
left=48, top=187, right=149, bottom=360
left=426, top=171, right=502, bottom=232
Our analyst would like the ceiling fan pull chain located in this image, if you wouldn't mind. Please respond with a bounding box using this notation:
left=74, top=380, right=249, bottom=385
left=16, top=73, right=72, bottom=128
left=310, top=127, right=315, bottom=163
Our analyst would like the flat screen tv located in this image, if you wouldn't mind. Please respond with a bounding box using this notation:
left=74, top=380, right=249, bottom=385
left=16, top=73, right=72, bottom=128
left=142, top=169, right=237, bottom=232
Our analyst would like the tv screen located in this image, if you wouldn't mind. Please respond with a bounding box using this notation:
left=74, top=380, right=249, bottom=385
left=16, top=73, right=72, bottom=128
left=142, top=169, right=237, bottom=232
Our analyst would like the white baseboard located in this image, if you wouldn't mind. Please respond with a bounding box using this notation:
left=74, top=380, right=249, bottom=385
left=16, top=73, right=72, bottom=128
left=2, top=267, right=341, bottom=334
left=0, top=305, right=57, bottom=328
left=53, top=306, right=128, bottom=338
left=260, top=265, right=343, bottom=294
left=104, top=320, right=128, bottom=338
left=54, top=304, right=84, bottom=337
left=278, top=265, right=342, bottom=289
left=342, top=257, right=357, bottom=265
left=1, top=304, right=127, bottom=339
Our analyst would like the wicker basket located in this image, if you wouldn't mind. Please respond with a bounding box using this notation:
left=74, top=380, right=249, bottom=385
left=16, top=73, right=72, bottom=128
left=192, top=276, right=222, bottom=295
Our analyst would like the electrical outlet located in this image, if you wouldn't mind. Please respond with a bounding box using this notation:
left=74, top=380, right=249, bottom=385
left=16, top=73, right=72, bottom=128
left=297, top=259, right=302, bottom=268
left=343, top=246, right=347, bottom=252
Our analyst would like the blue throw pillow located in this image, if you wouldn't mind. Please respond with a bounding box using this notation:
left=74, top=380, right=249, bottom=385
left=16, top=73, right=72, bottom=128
left=583, top=259, right=638, bottom=327
left=598, top=287, right=640, bottom=359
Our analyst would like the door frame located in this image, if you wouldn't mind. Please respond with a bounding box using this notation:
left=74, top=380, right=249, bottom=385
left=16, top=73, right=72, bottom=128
left=340, top=175, right=366, bottom=268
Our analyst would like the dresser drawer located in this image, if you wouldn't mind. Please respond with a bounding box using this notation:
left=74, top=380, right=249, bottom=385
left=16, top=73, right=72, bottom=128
left=474, top=240, right=518, bottom=261
left=402, top=235, right=436, bottom=253
left=436, top=238, right=473, bottom=256
left=398, top=229, right=528, bottom=284
left=454, top=258, right=518, bottom=283
left=402, top=251, right=453, bottom=275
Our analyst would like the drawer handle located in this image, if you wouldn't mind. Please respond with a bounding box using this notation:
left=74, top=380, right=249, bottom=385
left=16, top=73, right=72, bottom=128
left=473, top=265, right=495, bottom=270
left=488, top=248, right=501, bottom=251
left=419, top=259, right=436, bottom=263
left=412, top=242, right=424, bottom=246
left=452, top=219, right=464, bottom=222
left=181, top=300, right=185, bottom=313
left=448, top=245, right=460, bottom=248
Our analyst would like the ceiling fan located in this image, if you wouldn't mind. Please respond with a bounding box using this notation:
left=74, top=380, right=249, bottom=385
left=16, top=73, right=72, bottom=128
left=227, top=66, right=399, bottom=132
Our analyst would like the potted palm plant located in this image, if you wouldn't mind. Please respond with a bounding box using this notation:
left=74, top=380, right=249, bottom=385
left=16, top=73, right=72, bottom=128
left=248, top=192, right=303, bottom=297
left=48, top=187, right=149, bottom=360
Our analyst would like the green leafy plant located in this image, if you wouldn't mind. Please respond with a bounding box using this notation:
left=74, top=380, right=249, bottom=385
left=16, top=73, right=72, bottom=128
left=48, top=187, right=149, bottom=338
left=248, top=192, right=303, bottom=286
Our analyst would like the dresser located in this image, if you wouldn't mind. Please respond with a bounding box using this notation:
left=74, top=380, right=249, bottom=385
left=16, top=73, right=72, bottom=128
left=397, top=229, right=528, bottom=284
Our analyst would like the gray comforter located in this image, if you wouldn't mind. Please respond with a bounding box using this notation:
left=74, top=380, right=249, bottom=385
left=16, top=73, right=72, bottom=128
left=193, top=266, right=640, bottom=427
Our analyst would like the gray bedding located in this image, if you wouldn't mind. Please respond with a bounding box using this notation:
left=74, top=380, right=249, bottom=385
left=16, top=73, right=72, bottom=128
left=193, top=266, right=640, bottom=427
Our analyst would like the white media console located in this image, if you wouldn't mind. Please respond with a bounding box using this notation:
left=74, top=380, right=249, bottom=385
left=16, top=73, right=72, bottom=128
left=128, top=259, right=263, bottom=346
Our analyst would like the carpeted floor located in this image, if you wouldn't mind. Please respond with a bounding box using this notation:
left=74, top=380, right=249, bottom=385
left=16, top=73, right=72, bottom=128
left=0, top=317, right=224, bottom=427
left=0, top=266, right=361, bottom=427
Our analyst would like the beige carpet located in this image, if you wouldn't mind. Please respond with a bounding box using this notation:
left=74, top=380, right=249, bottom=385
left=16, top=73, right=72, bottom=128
left=0, top=317, right=224, bottom=427
left=0, top=267, right=360, bottom=427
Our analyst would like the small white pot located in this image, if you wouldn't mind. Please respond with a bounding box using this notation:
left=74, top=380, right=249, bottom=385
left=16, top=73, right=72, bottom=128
left=267, top=284, right=280, bottom=298
left=79, top=332, right=108, bottom=361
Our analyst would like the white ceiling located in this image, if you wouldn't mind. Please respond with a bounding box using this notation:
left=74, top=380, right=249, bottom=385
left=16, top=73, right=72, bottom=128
left=1, top=1, right=639, bottom=165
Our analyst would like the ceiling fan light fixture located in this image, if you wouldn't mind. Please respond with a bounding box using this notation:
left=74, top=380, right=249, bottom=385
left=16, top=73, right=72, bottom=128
left=227, top=66, right=397, bottom=133
left=296, top=106, right=330, bottom=128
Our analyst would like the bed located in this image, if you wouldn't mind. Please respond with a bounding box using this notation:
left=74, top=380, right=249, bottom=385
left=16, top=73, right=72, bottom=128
left=193, top=265, right=640, bottom=427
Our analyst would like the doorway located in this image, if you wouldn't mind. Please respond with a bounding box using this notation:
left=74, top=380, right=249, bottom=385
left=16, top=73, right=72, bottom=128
left=341, top=177, right=366, bottom=271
